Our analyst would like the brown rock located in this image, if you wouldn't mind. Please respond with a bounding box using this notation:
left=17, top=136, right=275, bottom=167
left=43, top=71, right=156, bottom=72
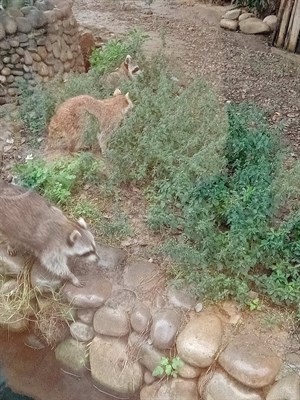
left=77, top=308, right=95, bottom=324
left=263, top=15, right=277, bottom=32
left=55, top=338, right=87, bottom=373
left=220, top=19, right=239, bottom=31
left=219, top=334, right=282, bottom=388
left=239, top=18, right=270, bottom=34
left=123, top=261, right=162, bottom=292
left=3, top=17, right=17, bottom=35
left=38, top=62, right=48, bottom=77
left=24, top=50, right=33, bottom=65
left=70, top=321, right=94, bottom=342
left=62, top=275, right=112, bottom=308
left=37, top=46, right=47, bottom=60
left=141, top=378, right=199, bottom=400
left=90, top=336, right=143, bottom=395
left=93, top=306, right=130, bottom=337
left=198, top=370, right=263, bottom=400
left=266, top=374, right=300, bottom=400
left=130, top=302, right=152, bottom=333
left=0, top=23, right=5, bottom=40
left=176, top=313, right=223, bottom=367
left=222, top=9, right=242, bottom=20
left=239, top=12, right=255, bottom=21
left=150, top=309, right=181, bottom=350
left=1, top=67, right=11, bottom=76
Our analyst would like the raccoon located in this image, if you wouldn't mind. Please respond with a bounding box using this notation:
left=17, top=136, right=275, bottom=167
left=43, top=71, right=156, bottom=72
left=45, top=88, right=133, bottom=157
left=0, top=180, right=99, bottom=287
left=102, top=55, right=141, bottom=89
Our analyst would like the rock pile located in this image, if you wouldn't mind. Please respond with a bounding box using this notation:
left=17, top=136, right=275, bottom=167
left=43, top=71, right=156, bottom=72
left=220, top=9, right=278, bottom=34
left=0, top=0, right=85, bottom=105
left=0, top=242, right=299, bottom=399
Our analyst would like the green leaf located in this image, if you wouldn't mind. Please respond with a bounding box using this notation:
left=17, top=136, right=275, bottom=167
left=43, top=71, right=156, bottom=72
left=165, top=364, right=172, bottom=376
left=152, top=366, right=164, bottom=377
left=160, top=357, right=170, bottom=366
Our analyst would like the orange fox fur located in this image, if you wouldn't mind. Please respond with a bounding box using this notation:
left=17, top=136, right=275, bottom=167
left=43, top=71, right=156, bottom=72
left=45, top=89, right=133, bottom=157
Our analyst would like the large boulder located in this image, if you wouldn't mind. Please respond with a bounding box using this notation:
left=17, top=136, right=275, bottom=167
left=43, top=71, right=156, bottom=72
left=176, top=313, right=223, bottom=368
left=90, top=336, right=143, bottom=395
left=219, top=334, right=282, bottom=388
left=239, top=18, right=270, bottom=34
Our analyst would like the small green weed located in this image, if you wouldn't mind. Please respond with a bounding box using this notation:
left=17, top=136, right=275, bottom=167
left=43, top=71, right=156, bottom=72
left=152, top=356, right=184, bottom=379
left=90, top=29, right=148, bottom=75
left=14, top=153, right=102, bottom=205
left=246, top=298, right=262, bottom=311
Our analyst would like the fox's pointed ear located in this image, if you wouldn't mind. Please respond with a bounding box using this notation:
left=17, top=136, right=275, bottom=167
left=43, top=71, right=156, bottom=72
left=113, top=88, right=122, bottom=96
left=125, top=55, right=132, bottom=65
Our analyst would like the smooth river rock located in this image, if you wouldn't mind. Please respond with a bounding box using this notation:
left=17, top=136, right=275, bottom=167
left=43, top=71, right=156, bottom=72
left=55, top=338, right=87, bottom=373
left=93, top=306, right=130, bottom=337
left=266, top=374, right=300, bottom=400
left=140, top=378, right=199, bottom=400
left=90, top=336, right=143, bottom=395
left=176, top=313, right=223, bottom=367
left=220, top=19, right=239, bottom=31
left=198, top=370, right=263, bottom=400
left=123, top=260, right=162, bottom=292
left=219, top=334, right=282, bottom=388
left=130, top=302, right=152, bottom=333
left=150, top=308, right=181, bottom=350
left=239, top=18, right=270, bottom=34
left=62, top=276, right=112, bottom=308
left=128, top=331, right=163, bottom=372
left=70, top=321, right=94, bottom=342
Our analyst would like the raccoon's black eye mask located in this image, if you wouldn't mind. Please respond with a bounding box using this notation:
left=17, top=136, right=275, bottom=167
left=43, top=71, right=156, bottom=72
left=131, top=67, right=140, bottom=74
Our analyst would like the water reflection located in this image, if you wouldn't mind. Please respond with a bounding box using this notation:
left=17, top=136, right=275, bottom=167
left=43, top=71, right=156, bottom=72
left=0, top=330, right=129, bottom=400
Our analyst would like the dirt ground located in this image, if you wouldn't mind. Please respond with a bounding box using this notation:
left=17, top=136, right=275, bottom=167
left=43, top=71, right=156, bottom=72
left=73, top=0, right=300, bottom=152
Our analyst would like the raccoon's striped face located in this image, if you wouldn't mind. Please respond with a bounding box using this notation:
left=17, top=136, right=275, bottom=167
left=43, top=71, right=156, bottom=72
left=68, top=218, right=100, bottom=263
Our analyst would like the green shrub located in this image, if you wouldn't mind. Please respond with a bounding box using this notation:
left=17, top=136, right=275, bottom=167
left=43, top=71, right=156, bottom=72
left=90, top=29, right=148, bottom=75
left=232, top=0, right=279, bottom=17
left=18, top=79, right=55, bottom=141
left=14, top=153, right=102, bottom=205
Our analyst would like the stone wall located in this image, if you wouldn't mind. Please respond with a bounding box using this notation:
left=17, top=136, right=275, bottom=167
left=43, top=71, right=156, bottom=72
left=0, top=0, right=85, bottom=104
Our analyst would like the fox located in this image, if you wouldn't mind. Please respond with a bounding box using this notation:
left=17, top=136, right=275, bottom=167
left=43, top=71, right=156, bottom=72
left=45, top=88, right=133, bottom=157
left=0, top=180, right=99, bottom=287
left=102, top=55, right=141, bottom=89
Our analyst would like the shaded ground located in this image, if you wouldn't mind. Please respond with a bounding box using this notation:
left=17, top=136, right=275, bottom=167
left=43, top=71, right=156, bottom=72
left=74, top=0, right=300, bottom=152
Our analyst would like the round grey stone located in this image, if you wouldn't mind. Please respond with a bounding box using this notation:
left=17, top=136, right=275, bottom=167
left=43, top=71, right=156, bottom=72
left=3, top=17, right=17, bottom=35
left=93, top=306, right=130, bottom=337
left=130, top=302, right=152, bottom=333
left=16, top=17, right=32, bottom=33
left=150, top=309, right=181, bottom=350
left=70, top=321, right=94, bottom=342
left=0, top=23, right=5, bottom=40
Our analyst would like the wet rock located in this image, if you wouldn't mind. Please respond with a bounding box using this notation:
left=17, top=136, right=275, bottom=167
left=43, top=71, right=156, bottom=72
left=77, top=308, right=95, bottom=324
left=130, top=302, right=151, bottom=333
left=0, top=278, right=17, bottom=294
left=123, top=260, right=162, bottom=292
left=223, top=9, right=242, bottom=20
left=90, top=336, right=143, bottom=395
left=31, top=261, right=62, bottom=292
left=129, top=331, right=163, bottom=372
left=150, top=309, right=181, bottom=350
left=239, top=18, right=270, bottom=34
left=24, top=334, right=46, bottom=349
left=266, top=374, right=300, bottom=400
left=219, top=334, right=282, bottom=388
left=55, top=337, right=87, bottom=373
left=239, top=12, right=255, bottom=21
left=0, top=244, right=23, bottom=276
left=62, top=275, right=112, bottom=308
left=140, top=378, right=199, bottom=400
left=263, top=15, right=277, bottom=32
left=176, top=313, right=223, bottom=367
left=220, top=19, right=239, bottom=31
left=198, top=370, right=263, bottom=400
left=178, top=362, right=201, bottom=379
left=166, top=284, right=197, bottom=310
left=0, top=312, right=29, bottom=332
left=93, top=306, right=130, bottom=337
left=97, top=244, right=127, bottom=268
left=70, top=321, right=94, bottom=342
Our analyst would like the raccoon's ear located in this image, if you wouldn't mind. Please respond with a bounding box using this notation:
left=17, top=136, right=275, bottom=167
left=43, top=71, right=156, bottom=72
left=68, top=230, right=82, bottom=246
left=78, top=217, right=87, bottom=229
left=125, top=93, right=130, bottom=101
left=113, top=88, right=122, bottom=96
left=125, top=55, right=132, bottom=65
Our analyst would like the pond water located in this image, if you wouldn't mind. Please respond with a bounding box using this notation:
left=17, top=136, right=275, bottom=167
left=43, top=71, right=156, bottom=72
left=0, top=330, right=115, bottom=400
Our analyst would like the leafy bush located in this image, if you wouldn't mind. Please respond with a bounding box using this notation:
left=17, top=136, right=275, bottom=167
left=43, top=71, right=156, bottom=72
left=14, top=153, right=102, bottom=205
left=18, top=79, right=55, bottom=141
left=90, top=29, right=148, bottom=75
left=232, top=0, right=279, bottom=18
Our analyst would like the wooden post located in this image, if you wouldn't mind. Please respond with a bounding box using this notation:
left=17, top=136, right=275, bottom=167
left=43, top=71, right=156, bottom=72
left=287, top=0, right=300, bottom=51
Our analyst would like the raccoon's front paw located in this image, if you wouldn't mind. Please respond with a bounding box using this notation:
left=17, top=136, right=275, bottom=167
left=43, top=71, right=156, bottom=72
left=71, top=276, right=85, bottom=288
left=7, top=245, right=17, bottom=257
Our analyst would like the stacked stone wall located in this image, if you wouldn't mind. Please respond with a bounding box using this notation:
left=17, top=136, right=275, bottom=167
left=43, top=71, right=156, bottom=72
left=0, top=0, right=85, bottom=104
